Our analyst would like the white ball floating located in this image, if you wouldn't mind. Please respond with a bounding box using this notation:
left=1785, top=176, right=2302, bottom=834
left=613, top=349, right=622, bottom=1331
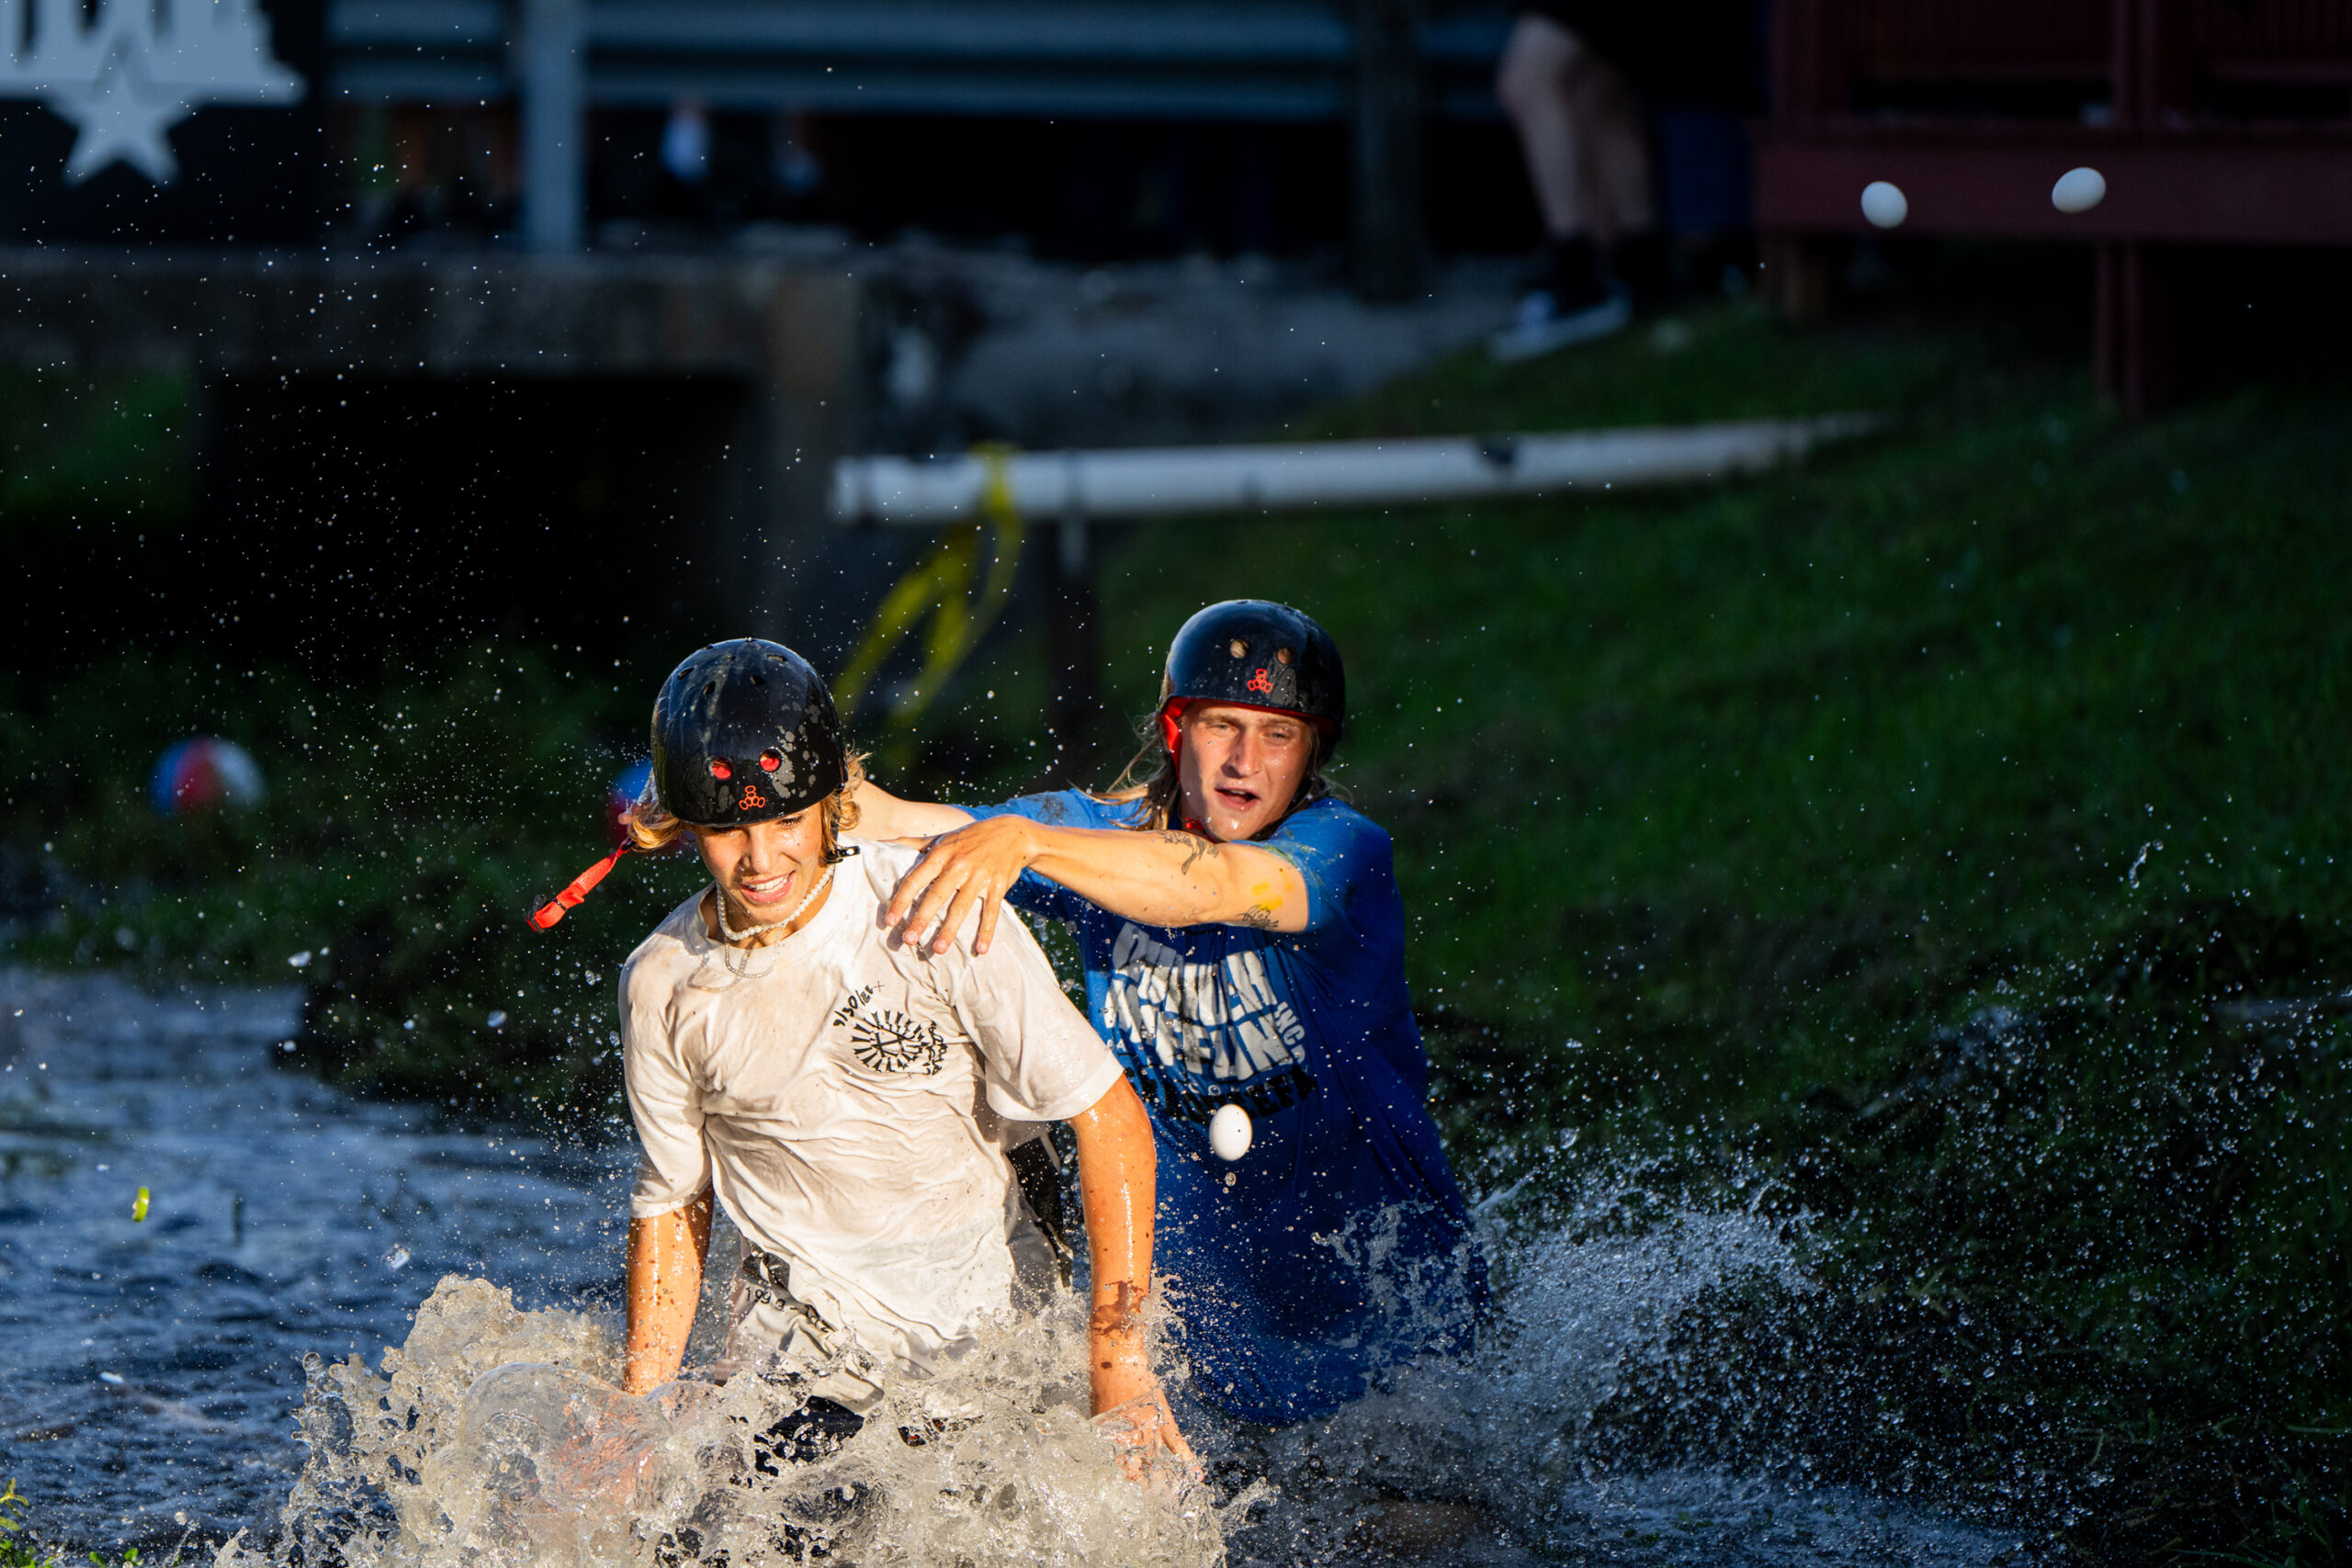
left=1860, top=180, right=1908, bottom=229
left=1208, top=1103, right=1253, bottom=1162
left=2052, top=166, right=2107, bottom=214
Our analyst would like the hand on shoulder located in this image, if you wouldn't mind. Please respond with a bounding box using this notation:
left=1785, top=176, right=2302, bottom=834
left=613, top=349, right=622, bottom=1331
left=881, top=815, right=1038, bottom=957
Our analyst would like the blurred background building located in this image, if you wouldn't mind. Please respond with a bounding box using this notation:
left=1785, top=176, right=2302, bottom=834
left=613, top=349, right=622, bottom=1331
left=4, top=0, right=2346, bottom=677
left=0, top=0, right=1767, bottom=678
left=0, top=0, right=1771, bottom=281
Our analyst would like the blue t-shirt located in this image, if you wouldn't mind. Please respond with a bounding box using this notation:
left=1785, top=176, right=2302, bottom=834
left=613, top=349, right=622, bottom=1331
left=968, top=789, right=1487, bottom=1425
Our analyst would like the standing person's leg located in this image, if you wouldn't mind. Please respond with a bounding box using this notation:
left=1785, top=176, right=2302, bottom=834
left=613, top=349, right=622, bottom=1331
left=1566, top=54, right=1654, bottom=250
left=1495, top=14, right=1590, bottom=243
left=1493, top=11, right=1643, bottom=353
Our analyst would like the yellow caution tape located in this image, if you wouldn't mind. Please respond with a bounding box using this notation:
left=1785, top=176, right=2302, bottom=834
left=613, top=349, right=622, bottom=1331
left=833, top=442, right=1026, bottom=734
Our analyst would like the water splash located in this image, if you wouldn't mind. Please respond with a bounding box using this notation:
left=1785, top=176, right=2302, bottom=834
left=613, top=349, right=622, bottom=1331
left=223, top=1275, right=1225, bottom=1568
left=1204, top=1156, right=1852, bottom=1563
left=219, top=1153, right=2024, bottom=1568
left=2, top=973, right=2035, bottom=1564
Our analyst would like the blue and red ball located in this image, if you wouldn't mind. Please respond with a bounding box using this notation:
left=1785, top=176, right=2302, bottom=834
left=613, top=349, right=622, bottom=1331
left=149, top=738, right=266, bottom=817
left=605, top=760, right=654, bottom=845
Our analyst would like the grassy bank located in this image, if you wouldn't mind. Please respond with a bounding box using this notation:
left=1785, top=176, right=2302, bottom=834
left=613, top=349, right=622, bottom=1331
left=5, top=290, right=2347, bottom=1562
left=1085, top=300, right=2352, bottom=1124
left=907, top=297, right=2352, bottom=1562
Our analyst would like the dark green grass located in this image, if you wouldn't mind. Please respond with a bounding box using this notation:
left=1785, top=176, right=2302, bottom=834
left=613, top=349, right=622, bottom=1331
left=0, top=367, right=187, bottom=519
left=913, top=300, right=2351, bottom=1124
left=1080, top=304, right=2352, bottom=1129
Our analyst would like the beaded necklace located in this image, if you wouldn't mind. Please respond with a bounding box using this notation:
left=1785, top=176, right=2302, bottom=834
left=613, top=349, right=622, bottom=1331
left=710, top=865, right=833, bottom=977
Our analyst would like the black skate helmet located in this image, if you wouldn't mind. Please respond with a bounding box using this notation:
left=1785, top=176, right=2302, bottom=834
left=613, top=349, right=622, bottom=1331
left=650, top=639, right=847, bottom=828
left=529, top=638, right=849, bottom=931
left=1155, top=600, right=1345, bottom=755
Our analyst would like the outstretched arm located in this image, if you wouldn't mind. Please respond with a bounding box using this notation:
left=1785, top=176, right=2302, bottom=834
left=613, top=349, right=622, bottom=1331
left=886, top=817, right=1311, bottom=955
left=1067, top=1075, right=1194, bottom=1478
left=621, top=1193, right=712, bottom=1394
left=848, top=779, right=978, bottom=841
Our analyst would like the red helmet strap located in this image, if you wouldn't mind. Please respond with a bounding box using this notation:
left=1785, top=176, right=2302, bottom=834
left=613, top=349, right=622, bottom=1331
left=1158, top=699, right=1188, bottom=756
left=528, top=841, right=635, bottom=931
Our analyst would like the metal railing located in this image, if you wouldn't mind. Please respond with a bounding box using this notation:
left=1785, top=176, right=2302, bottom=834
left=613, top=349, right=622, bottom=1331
left=325, top=0, right=1514, bottom=264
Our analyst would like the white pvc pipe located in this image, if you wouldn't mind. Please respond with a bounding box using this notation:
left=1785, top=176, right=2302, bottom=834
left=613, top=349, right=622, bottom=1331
left=830, top=413, right=1882, bottom=526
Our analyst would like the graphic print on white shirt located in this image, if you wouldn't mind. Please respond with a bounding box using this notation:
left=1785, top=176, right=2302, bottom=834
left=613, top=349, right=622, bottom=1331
left=619, top=839, right=1123, bottom=1400
left=831, top=982, right=949, bottom=1075
left=1102, top=919, right=1306, bottom=1082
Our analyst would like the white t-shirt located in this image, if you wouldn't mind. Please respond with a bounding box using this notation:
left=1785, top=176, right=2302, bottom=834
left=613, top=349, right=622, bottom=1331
left=620, top=838, right=1122, bottom=1404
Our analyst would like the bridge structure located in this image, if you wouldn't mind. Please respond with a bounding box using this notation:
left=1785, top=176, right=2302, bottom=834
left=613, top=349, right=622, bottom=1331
left=0, top=246, right=867, bottom=661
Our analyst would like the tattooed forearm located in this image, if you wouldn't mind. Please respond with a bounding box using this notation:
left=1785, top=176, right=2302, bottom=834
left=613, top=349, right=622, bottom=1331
left=1154, top=829, right=1221, bottom=875
left=1090, top=1280, right=1149, bottom=1338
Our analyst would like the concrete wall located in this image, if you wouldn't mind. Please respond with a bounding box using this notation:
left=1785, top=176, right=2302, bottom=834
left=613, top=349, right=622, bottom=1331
left=0, top=250, right=865, bottom=659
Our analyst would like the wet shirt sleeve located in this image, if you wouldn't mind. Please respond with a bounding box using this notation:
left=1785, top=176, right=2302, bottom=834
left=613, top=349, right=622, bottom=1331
left=937, top=909, right=1124, bottom=1123
left=960, top=790, right=1126, bottom=922
left=621, top=961, right=712, bottom=1219
left=1257, top=799, right=1385, bottom=937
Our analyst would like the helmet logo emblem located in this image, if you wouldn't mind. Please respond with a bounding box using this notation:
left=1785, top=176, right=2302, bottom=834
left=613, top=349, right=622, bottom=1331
left=1247, top=668, right=1273, bottom=694
left=738, top=783, right=768, bottom=810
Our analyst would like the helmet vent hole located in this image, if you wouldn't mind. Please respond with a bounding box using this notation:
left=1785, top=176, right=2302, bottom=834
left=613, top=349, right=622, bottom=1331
left=1227, top=638, right=1249, bottom=658
left=759, top=750, right=782, bottom=773
left=1275, top=646, right=1295, bottom=665
left=709, top=760, right=732, bottom=780
left=703, top=682, right=718, bottom=696
left=749, top=672, right=764, bottom=686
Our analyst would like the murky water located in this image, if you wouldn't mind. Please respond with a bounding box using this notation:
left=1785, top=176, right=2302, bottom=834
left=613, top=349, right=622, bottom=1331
left=0, top=972, right=626, bottom=1552
left=0, top=972, right=2026, bottom=1566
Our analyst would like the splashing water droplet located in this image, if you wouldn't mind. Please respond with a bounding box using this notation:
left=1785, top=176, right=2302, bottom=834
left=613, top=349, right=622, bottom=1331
left=255, top=1277, right=1226, bottom=1568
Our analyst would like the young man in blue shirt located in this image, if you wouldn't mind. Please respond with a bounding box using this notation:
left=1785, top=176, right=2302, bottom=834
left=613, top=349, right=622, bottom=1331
left=852, top=600, right=1486, bottom=1427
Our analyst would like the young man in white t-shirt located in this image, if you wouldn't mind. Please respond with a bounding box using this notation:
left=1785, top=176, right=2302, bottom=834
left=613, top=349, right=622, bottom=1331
left=591, top=638, right=1190, bottom=1473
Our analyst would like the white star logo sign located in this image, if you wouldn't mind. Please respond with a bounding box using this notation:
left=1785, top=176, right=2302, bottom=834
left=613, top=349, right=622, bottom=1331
left=53, top=40, right=183, bottom=186
left=0, top=0, right=304, bottom=186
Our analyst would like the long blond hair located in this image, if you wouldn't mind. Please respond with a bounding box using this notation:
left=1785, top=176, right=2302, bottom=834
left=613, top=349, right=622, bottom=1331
left=623, top=752, right=868, bottom=855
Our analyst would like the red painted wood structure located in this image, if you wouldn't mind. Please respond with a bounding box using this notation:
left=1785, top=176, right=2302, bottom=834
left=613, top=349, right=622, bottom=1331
left=1754, top=0, right=2352, bottom=410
